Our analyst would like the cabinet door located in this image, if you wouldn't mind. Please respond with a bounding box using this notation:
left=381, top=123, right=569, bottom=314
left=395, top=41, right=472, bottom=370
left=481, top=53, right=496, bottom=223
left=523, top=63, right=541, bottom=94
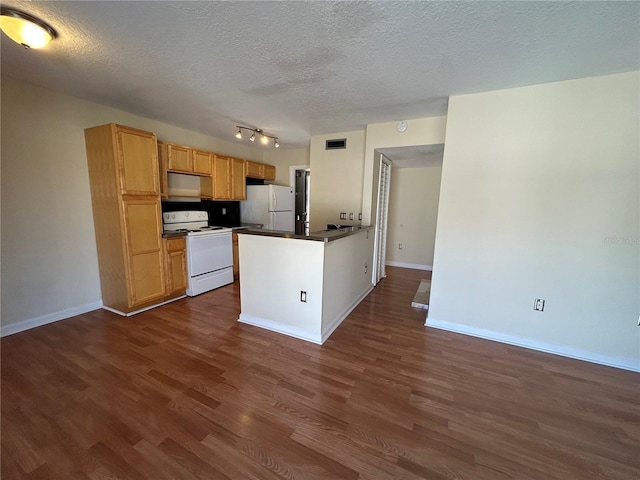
left=263, top=164, right=276, bottom=181
left=116, top=127, right=159, bottom=196
left=232, top=232, right=239, bottom=280
left=192, top=150, right=212, bottom=175
left=167, top=144, right=192, bottom=173
left=213, top=155, right=231, bottom=199
left=164, top=237, right=187, bottom=295
left=231, top=158, right=246, bottom=200
left=123, top=199, right=165, bottom=306
left=246, top=161, right=263, bottom=179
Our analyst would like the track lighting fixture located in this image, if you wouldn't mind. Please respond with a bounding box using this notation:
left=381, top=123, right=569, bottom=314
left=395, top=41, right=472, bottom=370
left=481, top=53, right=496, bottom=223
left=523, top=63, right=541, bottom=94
left=235, top=126, right=279, bottom=148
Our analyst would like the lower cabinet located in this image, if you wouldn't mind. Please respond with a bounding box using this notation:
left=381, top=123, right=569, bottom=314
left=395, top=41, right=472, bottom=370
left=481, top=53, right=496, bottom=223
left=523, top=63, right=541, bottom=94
left=164, top=237, right=187, bottom=296
left=232, top=232, right=239, bottom=280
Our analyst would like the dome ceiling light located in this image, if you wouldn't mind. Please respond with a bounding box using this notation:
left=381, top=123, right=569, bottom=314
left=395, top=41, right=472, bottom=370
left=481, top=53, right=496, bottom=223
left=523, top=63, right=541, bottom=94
left=0, top=7, right=58, bottom=49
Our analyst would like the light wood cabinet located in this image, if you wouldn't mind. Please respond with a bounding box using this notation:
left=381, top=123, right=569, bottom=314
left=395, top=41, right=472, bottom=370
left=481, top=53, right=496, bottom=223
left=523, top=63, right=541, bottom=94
left=164, top=237, right=187, bottom=296
left=231, top=157, right=247, bottom=200
left=246, top=160, right=276, bottom=181
left=263, top=164, right=276, bottom=181
left=192, top=149, right=213, bottom=175
left=117, top=127, right=160, bottom=195
left=84, top=123, right=169, bottom=315
left=246, top=161, right=263, bottom=178
left=164, top=142, right=192, bottom=173
left=232, top=232, right=239, bottom=280
left=213, top=155, right=232, bottom=199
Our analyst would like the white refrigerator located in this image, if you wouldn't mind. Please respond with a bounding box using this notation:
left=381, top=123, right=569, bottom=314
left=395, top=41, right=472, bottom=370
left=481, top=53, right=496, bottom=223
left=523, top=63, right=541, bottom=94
left=240, top=185, right=294, bottom=232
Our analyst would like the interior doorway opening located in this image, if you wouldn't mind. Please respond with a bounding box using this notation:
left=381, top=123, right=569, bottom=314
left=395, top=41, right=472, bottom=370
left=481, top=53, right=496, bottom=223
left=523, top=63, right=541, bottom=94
left=290, top=166, right=311, bottom=235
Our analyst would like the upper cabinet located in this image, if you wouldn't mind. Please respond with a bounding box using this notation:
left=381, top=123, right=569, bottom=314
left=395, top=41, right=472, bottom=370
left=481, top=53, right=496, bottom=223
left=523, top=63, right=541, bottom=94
left=192, top=149, right=213, bottom=175
left=231, top=157, right=246, bottom=200
left=117, top=126, right=160, bottom=196
left=263, top=164, right=276, bottom=181
left=163, top=142, right=192, bottom=173
left=213, top=155, right=232, bottom=199
left=246, top=160, right=276, bottom=181
left=158, top=140, right=276, bottom=200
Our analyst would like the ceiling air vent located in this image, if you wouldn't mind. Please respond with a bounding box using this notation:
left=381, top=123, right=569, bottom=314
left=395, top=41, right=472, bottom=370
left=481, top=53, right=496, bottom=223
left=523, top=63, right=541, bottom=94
left=325, top=138, right=347, bottom=150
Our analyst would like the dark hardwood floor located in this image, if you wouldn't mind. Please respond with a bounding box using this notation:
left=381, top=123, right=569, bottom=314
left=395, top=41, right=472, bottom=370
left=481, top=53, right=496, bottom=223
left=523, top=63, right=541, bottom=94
left=2, top=266, right=639, bottom=479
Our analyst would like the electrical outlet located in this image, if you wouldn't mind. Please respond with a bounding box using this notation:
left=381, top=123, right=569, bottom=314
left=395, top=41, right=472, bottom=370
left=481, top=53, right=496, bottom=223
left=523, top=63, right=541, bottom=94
left=364, top=264, right=367, bottom=274
left=399, top=243, right=403, bottom=250
left=359, top=213, right=362, bottom=220
left=349, top=213, right=354, bottom=220
left=533, top=298, right=545, bottom=312
left=300, top=291, right=307, bottom=303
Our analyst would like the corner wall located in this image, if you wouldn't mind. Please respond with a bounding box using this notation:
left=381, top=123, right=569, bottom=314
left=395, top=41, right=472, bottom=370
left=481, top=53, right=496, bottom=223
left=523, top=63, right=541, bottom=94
left=0, top=76, right=294, bottom=334
left=429, top=72, right=640, bottom=371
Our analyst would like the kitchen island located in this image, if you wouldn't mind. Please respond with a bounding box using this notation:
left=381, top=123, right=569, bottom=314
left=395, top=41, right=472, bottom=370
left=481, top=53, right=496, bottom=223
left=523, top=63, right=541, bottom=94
left=237, top=226, right=374, bottom=344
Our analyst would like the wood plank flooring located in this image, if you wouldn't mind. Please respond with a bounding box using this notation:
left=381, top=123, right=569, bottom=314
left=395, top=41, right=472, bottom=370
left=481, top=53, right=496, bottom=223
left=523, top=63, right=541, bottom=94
left=2, top=266, right=639, bottom=479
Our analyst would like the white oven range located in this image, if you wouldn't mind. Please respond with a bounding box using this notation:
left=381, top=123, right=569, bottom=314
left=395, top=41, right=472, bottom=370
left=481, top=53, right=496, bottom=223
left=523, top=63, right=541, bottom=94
left=162, top=211, right=233, bottom=296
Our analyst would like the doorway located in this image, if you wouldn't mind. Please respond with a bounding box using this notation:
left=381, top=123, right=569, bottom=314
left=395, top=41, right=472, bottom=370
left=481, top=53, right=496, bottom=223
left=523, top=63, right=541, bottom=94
left=292, top=167, right=311, bottom=235
left=374, top=155, right=392, bottom=285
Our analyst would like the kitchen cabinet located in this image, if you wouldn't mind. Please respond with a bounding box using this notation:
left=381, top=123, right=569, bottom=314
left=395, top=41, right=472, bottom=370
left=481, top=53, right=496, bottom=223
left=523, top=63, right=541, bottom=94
left=231, top=157, right=247, bottom=200
left=246, top=161, right=262, bottom=178
left=213, top=155, right=232, bottom=199
left=84, top=123, right=174, bottom=315
left=232, top=232, right=239, bottom=280
left=162, top=142, right=192, bottom=173
left=263, top=164, right=276, bottom=181
left=246, top=160, right=276, bottom=181
left=164, top=237, right=187, bottom=295
left=192, top=149, right=213, bottom=175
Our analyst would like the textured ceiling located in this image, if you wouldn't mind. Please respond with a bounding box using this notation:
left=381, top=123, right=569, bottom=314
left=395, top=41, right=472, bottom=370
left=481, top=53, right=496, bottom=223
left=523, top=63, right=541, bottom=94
left=2, top=1, right=638, bottom=149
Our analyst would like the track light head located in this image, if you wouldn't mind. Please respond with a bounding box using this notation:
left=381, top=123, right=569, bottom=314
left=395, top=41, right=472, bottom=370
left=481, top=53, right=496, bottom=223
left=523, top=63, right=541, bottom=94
left=235, top=129, right=242, bottom=139
left=261, top=134, right=269, bottom=145
left=249, top=132, right=256, bottom=142
left=274, top=140, right=280, bottom=148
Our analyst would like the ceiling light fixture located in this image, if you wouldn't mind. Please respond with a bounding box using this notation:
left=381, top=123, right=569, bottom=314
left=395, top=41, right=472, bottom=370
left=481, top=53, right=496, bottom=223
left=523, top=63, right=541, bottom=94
left=235, top=126, right=279, bottom=148
left=0, top=7, right=58, bottom=49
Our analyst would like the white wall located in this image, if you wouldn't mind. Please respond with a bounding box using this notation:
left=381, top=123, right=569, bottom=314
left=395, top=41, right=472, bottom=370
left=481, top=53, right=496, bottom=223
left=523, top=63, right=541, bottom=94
left=429, top=72, right=640, bottom=371
left=262, top=147, right=310, bottom=186
left=362, top=117, right=447, bottom=226
left=386, top=166, right=442, bottom=270
left=309, top=130, right=365, bottom=232
left=0, top=76, right=295, bottom=333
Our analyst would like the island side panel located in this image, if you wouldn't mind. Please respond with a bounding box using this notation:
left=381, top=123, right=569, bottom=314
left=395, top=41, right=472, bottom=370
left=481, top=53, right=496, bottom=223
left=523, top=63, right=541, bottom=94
left=237, top=234, right=325, bottom=343
left=321, top=228, right=375, bottom=342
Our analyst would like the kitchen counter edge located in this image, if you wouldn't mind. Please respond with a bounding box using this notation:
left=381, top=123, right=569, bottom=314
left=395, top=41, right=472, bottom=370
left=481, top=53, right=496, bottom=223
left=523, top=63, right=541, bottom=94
left=237, top=225, right=373, bottom=243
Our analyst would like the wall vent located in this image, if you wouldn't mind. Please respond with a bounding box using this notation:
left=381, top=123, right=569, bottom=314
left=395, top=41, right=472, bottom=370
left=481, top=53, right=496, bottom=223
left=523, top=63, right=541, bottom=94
left=325, top=138, right=347, bottom=150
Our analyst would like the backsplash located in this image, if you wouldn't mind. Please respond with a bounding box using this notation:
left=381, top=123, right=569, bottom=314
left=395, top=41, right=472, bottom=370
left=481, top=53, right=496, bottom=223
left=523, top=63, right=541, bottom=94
left=161, top=200, right=241, bottom=227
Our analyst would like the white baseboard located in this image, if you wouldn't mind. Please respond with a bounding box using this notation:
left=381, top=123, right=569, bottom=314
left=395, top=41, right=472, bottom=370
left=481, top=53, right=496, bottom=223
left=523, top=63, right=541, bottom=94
left=321, top=285, right=374, bottom=343
left=238, top=314, right=323, bottom=344
left=386, top=261, right=432, bottom=271
left=426, top=318, right=640, bottom=373
left=239, top=285, right=374, bottom=345
left=1, top=301, right=103, bottom=337
left=103, top=295, right=186, bottom=317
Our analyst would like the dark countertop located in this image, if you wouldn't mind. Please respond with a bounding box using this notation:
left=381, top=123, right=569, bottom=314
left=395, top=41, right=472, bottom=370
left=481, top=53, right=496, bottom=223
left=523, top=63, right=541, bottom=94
left=162, top=231, right=188, bottom=239
left=237, top=225, right=373, bottom=243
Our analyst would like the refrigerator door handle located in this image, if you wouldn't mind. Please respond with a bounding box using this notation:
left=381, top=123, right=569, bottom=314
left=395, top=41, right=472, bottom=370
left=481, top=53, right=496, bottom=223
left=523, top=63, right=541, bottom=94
left=270, top=211, right=276, bottom=229
left=272, top=191, right=277, bottom=211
